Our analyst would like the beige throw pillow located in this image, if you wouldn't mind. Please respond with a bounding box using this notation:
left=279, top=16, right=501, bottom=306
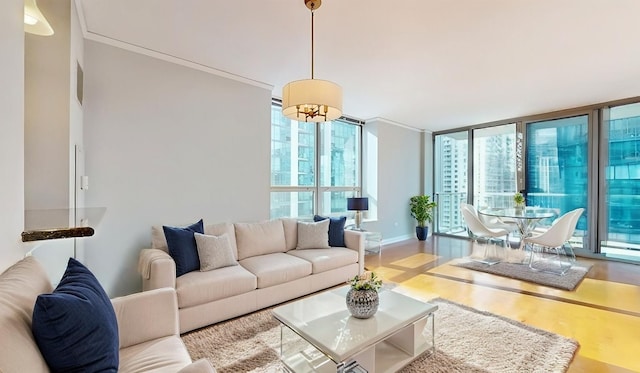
left=151, top=225, right=169, bottom=252
left=296, top=220, right=330, bottom=250
left=194, top=233, right=238, bottom=271
left=280, top=218, right=298, bottom=251
left=235, top=220, right=286, bottom=260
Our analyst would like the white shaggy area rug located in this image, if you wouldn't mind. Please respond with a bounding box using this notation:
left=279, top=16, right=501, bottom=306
left=182, top=297, right=578, bottom=373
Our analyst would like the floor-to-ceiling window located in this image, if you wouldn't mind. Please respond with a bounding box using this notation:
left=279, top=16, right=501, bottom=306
left=435, top=116, right=592, bottom=249
left=270, top=101, right=362, bottom=219
left=434, top=131, right=468, bottom=235
left=600, top=103, right=640, bottom=261
left=435, top=125, right=518, bottom=236
left=473, top=124, right=517, bottom=209
left=525, top=115, right=590, bottom=248
left=318, top=120, right=360, bottom=215
left=433, top=96, right=640, bottom=263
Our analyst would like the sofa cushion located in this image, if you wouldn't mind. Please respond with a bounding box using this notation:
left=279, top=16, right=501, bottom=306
left=235, top=220, right=286, bottom=260
left=313, top=215, right=347, bottom=247
left=32, top=258, right=119, bottom=373
left=119, top=335, right=193, bottom=373
left=287, top=248, right=359, bottom=274
left=164, top=219, right=204, bottom=277
left=195, top=233, right=238, bottom=271
left=0, top=256, right=53, bottom=373
left=204, top=222, right=238, bottom=260
left=176, top=265, right=257, bottom=308
left=280, top=218, right=298, bottom=251
left=240, top=253, right=312, bottom=289
left=297, top=220, right=330, bottom=250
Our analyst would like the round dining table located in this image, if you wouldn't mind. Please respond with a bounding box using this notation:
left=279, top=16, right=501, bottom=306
left=478, top=207, right=557, bottom=262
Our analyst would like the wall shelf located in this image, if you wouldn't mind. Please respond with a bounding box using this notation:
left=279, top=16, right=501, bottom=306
left=22, top=207, right=105, bottom=242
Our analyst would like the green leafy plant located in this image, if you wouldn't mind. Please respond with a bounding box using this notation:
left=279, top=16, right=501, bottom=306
left=348, top=271, right=383, bottom=291
left=409, top=195, right=437, bottom=227
left=513, top=192, right=525, bottom=206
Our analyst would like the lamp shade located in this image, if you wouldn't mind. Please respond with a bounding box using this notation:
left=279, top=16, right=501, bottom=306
left=347, top=197, right=369, bottom=211
left=24, top=0, right=54, bottom=36
left=282, top=79, right=343, bottom=122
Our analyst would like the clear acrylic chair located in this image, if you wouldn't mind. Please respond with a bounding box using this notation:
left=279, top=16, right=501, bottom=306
left=524, top=208, right=584, bottom=275
left=461, top=203, right=509, bottom=265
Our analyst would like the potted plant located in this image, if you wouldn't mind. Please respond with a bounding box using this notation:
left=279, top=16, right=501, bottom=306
left=409, top=195, right=437, bottom=241
left=513, top=192, right=525, bottom=213
left=346, top=271, right=383, bottom=319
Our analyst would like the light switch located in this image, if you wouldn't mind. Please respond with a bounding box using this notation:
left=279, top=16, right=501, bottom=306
left=80, top=176, right=89, bottom=190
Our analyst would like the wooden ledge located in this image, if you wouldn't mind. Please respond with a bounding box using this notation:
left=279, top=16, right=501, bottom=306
left=21, top=227, right=95, bottom=242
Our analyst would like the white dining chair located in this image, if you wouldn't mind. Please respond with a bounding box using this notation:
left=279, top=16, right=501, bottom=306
left=460, top=203, right=510, bottom=265
left=477, top=207, right=518, bottom=244
left=524, top=208, right=584, bottom=275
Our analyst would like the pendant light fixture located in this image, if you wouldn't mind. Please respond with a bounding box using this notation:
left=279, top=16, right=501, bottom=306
left=24, top=0, right=54, bottom=36
left=282, top=0, right=342, bottom=123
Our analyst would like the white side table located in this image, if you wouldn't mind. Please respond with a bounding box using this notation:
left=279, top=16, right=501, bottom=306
left=362, top=231, right=382, bottom=257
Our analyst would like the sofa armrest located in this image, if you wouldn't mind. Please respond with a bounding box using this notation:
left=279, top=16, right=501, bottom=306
left=111, top=287, right=179, bottom=349
left=138, top=248, right=176, bottom=291
left=344, top=230, right=365, bottom=274
left=177, top=359, right=217, bottom=373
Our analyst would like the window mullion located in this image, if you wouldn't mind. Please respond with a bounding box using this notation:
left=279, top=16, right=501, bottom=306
left=315, top=122, right=322, bottom=215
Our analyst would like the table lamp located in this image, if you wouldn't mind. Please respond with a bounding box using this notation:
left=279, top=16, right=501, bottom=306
left=347, top=197, right=369, bottom=231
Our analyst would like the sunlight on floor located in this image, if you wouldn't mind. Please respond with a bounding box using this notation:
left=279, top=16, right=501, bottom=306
left=368, top=236, right=640, bottom=372
left=389, top=253, right=440, bottom=269
left=390, top=273, right=640, bottom=372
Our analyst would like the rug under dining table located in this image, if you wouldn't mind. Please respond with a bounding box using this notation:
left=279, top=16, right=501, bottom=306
left=452, top=260, right=591, bottom=290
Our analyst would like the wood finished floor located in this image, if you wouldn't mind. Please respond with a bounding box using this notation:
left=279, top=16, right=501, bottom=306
left=364, top=236, right=640, bottom=373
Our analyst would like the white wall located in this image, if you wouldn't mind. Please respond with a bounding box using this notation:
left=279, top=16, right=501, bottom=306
left=24, top=0, right=71, bottom=211
left=69, top=0, right=86, bottom=262
left=423, top=130, right=434, bottom=197
left=0, top=0, right=26, bottom=271
left=83, top=41, right=272, bottom=296
left=24, top=0, right=86, bottom=283
left=69, top=0, right=85, bottom=213
left=362, top=119, right=423, bottom=242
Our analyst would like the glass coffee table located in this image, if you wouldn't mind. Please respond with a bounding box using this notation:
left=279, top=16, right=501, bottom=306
left=272, top=286, right=438, bottom=373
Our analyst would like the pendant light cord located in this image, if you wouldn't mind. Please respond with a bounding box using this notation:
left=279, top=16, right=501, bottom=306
left=311, top=9, right=315, bottom=79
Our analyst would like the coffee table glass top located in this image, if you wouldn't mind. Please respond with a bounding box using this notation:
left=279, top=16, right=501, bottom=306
left=272, top=286, right=437, bottom=364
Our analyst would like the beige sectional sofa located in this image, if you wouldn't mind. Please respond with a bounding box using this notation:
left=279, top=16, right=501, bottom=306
left=138, top=218, right=365, bottom=333
left=0, top=256, right=215, bottom=373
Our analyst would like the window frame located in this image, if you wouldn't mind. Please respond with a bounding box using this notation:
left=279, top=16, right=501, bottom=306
left=270, top=99, right=364, bottom=219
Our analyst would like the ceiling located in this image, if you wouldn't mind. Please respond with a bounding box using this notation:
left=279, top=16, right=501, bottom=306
left=76, top=0, right=640, bottom=132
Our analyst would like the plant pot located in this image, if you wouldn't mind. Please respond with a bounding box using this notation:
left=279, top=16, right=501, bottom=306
left=416, top=226, right=429, bottom=241
left=346, top=288, right=379, bottom=319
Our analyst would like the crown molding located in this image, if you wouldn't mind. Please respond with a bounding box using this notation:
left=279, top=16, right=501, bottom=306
left=73, top=0, right=272, bottom=91
left=365, top=117, right=430, bottom=133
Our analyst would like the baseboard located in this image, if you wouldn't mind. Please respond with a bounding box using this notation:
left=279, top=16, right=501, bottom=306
left=382, top=234, right=413, bottom=246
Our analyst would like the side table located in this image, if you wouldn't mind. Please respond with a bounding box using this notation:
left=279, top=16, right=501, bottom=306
left=362, top=231, right=383, bottom=258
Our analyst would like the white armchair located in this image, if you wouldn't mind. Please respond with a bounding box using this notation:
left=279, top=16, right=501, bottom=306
left=112, top=287, right=216, bottom=372
left=113, top=288, right=180, bottom=351
left=0, top=257, right=215, bottom=373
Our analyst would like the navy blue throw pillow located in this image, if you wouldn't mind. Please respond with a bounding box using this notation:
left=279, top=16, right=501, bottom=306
left=32, top=258, right=119, bottom=373
left=163, top=219, right=204, bottom=276
left=313, top=215, right=347, bottom=247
